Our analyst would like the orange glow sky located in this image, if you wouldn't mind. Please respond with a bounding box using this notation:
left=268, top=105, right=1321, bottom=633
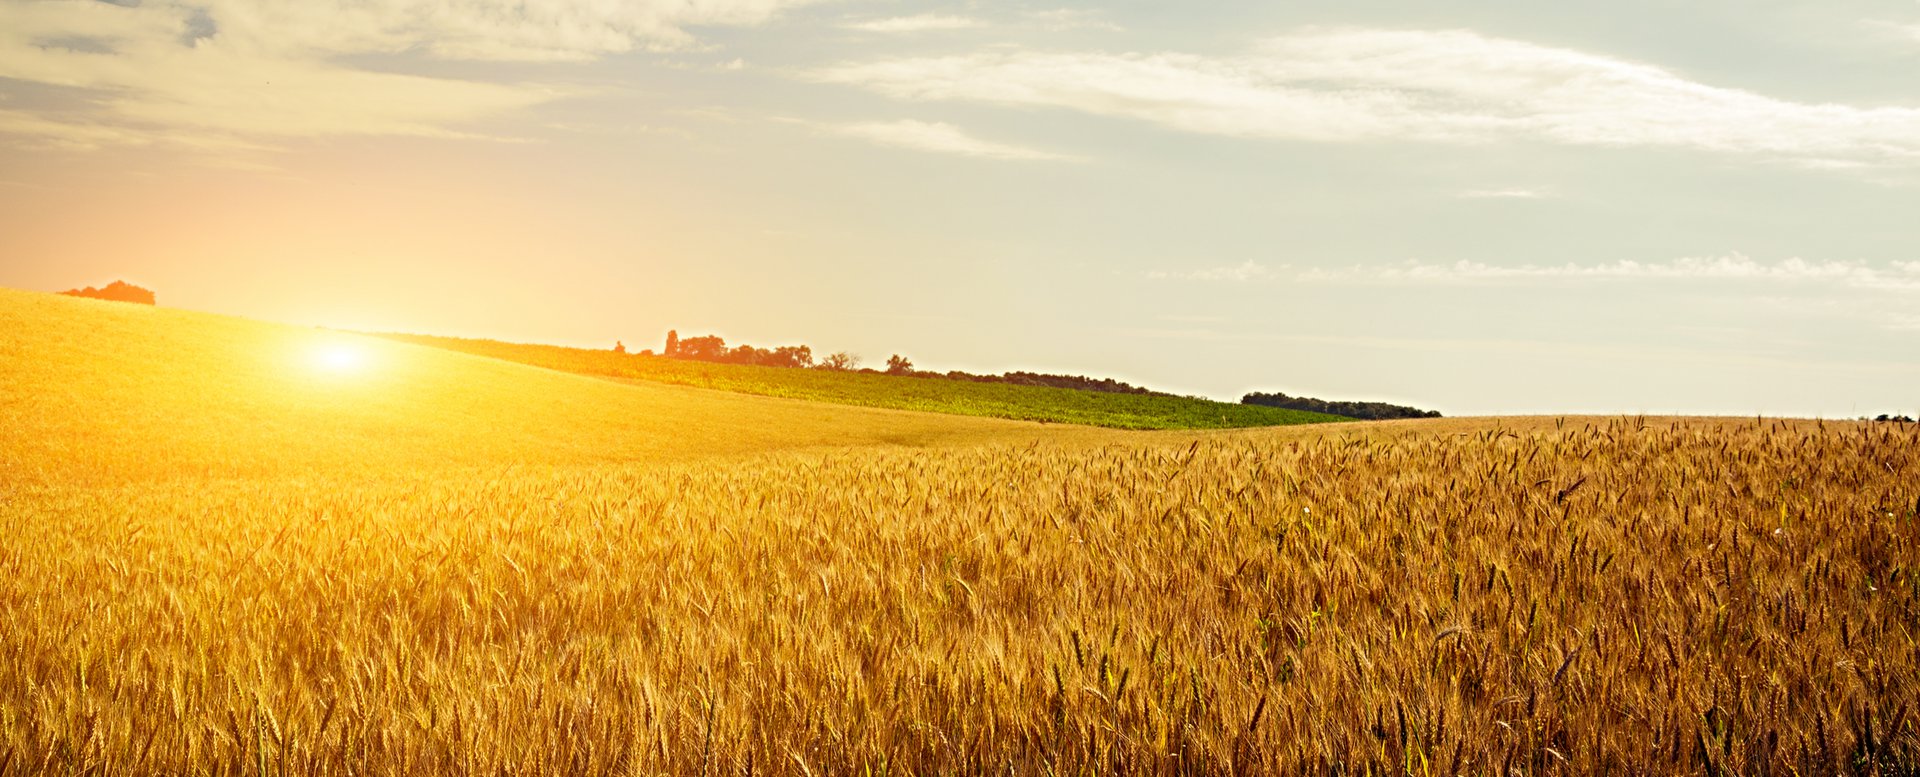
left=4, top=0, right=1919, bottom=417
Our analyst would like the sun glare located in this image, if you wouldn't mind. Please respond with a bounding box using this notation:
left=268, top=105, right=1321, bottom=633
left=308, top=341, right=369, bottom=375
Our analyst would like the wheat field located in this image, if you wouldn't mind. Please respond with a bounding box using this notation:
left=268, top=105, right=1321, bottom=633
left=3, top=290, right=1917, bottom=774
left=0, top=289, right=1105, bottom=487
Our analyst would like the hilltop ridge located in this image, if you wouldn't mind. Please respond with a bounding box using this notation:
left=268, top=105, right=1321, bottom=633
left=0, top=288, right=1095, bottom=484
left=375, top=331, right=1347, bottom=430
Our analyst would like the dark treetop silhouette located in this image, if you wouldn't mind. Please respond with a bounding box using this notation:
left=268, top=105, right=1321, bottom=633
left=648, top=331, right=1438, bottom=416
left=60, top=280, right=155, bottom=306
left=1241, top=391, right=1440, bottom=420
left=654, top=331, right=1167, bottom=393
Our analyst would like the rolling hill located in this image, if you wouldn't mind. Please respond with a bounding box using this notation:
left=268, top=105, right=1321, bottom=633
left=0, top=288, right=1105, bottom=484
left=374, top=332, right=1347, bottom=430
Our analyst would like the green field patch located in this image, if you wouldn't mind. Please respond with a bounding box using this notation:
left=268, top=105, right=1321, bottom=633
left=377, top=333, right=1347, bottom=430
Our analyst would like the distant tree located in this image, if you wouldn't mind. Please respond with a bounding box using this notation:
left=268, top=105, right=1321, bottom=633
left=998, top=371, right=1160, bottom=395
left=60, top=280, right=155, bottom=305
left=819, top=352, right=860, bottom=371
left=1242, top=391, right=1440, bottom=420
left=885, top=354, right=915, bottom=375
left=613, top=341, right=626, bottom=354
left=664, top=330, right=679, bottom=357
left=675, top=335, right=727, bottom=361
left=768, top=345, right=813, bottom=369
left=727, top=344, right=770, bottom=365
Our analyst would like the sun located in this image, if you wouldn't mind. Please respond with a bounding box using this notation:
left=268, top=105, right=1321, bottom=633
left=308, top=341, right=369, bottom=375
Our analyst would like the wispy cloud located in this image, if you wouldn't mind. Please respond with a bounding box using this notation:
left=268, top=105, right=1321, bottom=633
left=1022, top=9, right=1123, bottom=32
left=1112, top=327, right=1920, bottom=376
left=811, top=119, right=1072, bottom=160
left=0, top=107, right=278, bottom=153
left=0, top=0, right=823, bottom=150
left=813, top=27, right=1920, bottom=167
left=1299, top=255, right=1920, bottom=288
left=1142, top=254, right=1920, bottom=300
left=1145, top=260, right=1276, bottom=282
left=843, top=14, right=983, bottom=33
left=143, top=0, right=827, bottom=62
left=654, top=58, right=751, bottom=72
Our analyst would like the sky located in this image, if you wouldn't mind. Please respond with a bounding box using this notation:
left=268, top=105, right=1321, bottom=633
left=1, top=0, right=1917, bottom=417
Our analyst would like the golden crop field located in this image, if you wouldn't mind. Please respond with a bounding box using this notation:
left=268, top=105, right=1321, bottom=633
left=0, top=289, right=1108, bottom=487
left=3, top=289, right=1917, bottom=774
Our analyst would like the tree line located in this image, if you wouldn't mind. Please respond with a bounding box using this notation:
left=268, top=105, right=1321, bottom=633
left=658, top=331, right=827, bottom=369
left=931, top=369, right=1163, bottom=395
left=1241, top=391, right=1441, bottom=420
left=640, top=331, right=1164, bottom=395
left=631, top=330, right=1447, bottom=411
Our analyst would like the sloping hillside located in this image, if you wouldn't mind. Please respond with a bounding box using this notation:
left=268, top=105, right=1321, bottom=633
left=0, top=288, right=1099, bottom=484
left=376, top=333, right=1347, bottom=430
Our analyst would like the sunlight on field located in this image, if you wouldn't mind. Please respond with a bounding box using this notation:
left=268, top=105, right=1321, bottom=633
left=4, top=417, right=1916, bottom=773
left=0, top=288, right=1101, bottom=485
left=306, top=337, right=372, bottom=376
left=2, top=287, right=1916, bottom=773
left=378, top=332, right=1348, bottom=430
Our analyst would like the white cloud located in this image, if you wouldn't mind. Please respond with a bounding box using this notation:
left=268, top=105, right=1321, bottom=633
left=813, top=27, right=1920, bottom=166
left=0, top=0, right=822, bottom=149
left=1298, top=255, right=1920, bottom=289
left=654, top=58, right=751, bottom=72
left=0, top=109, right=164, bottom=152
left=1022, top=9, right=1123, bottom=32
left=814, top=119, right=1070, bottom=160
left=843, top=14, right=984, bottom=33
left=1144, top=254, right=1920, bottom=296
left=178, top=0, right=827, bottom=62
left=1146, top=260, right=1275, bottom=282
left=839, top=8, right=1114, bottom=34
